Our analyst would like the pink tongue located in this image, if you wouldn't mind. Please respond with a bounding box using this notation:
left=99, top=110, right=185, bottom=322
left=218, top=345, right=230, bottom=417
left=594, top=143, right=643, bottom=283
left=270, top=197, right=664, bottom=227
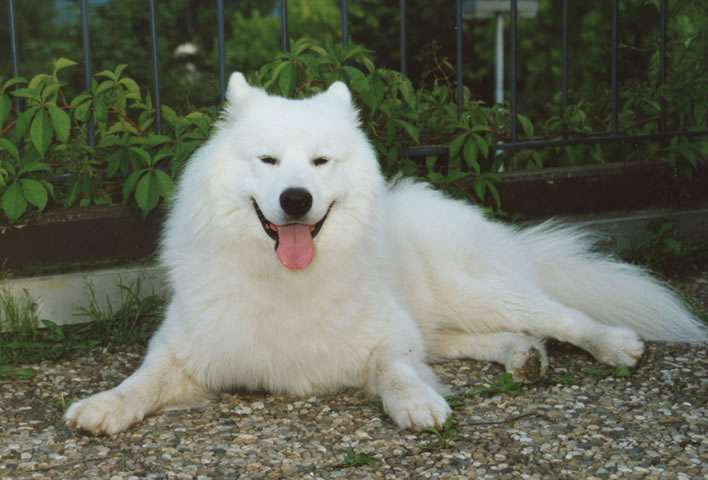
left=276, top=224, right=314, bottom=270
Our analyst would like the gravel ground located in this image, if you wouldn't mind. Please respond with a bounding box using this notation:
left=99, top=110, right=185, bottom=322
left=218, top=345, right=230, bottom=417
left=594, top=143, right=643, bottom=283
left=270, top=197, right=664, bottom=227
left=1, top=273, right=706, bottom=480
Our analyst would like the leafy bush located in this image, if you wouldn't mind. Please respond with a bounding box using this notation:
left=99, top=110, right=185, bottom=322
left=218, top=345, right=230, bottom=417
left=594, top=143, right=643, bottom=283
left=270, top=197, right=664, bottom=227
left=0, top=58, right=212, bottom=223
left=0, top=37, right=705, bottom=224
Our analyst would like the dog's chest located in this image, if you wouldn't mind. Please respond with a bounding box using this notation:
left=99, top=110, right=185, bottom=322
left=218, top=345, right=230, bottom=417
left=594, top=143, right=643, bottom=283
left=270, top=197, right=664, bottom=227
left=179, top=299, right=377, bottom=395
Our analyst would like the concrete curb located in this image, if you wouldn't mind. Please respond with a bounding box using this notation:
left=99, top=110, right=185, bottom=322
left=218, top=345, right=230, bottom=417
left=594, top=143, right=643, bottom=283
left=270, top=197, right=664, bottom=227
left=2, top=265, right=168, bottom=328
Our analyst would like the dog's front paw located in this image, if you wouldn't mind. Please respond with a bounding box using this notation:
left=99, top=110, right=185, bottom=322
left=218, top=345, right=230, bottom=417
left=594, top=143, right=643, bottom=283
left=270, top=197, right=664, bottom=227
left=64, top=389, right=143, bottom=435
left=383, top=384, right=452, bottom=430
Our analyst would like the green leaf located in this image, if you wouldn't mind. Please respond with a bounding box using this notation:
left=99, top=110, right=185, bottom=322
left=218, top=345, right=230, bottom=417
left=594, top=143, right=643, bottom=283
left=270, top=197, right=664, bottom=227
left=70, top=93, right=93, bottom=106
left=1, top=76, right=27, bottom=94
left=122, top=169, right=146, bottom=200
left=146, top=135, right=172, bottom=147
left=29, top=73, right=52, bottom=90
left=614, top=366, right=631, bottom=377
left=463, top=137, right=479, bottom=173
left=473, top=133, right=489, bottom=158
left=74, top=99, right=92, bottom=122
left=15, top=105, right=39, bottom=140
left=119, top=77, right=141, bottom=99
left=2, top=182, right=27, bottom=223
left=448, top=133, right=467, bottom=159
left=396, top=120, right=420, bottom=144
left=0, top=138, right=20, bottom=162
left=135, top=170, right=160, bottom=215
left=0, top=95, right=11, bottom=126
left=11, top=87, right=41, bottom=102
left=46, top=103, right=71, bottom=143
left=21, top=178, right=48, bottom=211
left=114, top=64, right=129, bottom=79
left=427, top=172, right=447, bottom=185
left=153, top=169, right=174, bottom=202
left=129, top=147, right=153, bottom=167
left=342, top=66, right=368, bottom=94
left=53, top=57, right=78, bottom=74
left=41, top=82, right=64, bottom=102
left=278, top=62, right=297, bottom=97
left=473, top=177, right=486, bottom=201
left=64, top=180, right=80, bottom=207
left=30, top=108, right=53, bottom=158
left=95, top=69, right=117, bottom=81
left=161, top=105, right=178, bottom=125
left=95, top=79, right=115, bottom=97
left=517, top=114, right=534, bottom=139
left=18, top=161, right=52, bottom=176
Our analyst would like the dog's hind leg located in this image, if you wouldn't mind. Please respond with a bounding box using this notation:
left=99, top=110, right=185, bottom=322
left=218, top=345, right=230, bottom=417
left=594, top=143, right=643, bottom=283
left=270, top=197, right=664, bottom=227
left=429, top=332, right=548, bottom=383
left=64, top=339, right=210, bottom=435
left=430, top=273, right=644, bottom=368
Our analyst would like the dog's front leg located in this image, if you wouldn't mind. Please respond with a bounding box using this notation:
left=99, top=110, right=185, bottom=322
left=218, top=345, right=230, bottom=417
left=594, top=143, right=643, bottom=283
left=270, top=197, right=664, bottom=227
left=368, top=346, right=451, bottom=430
left=64, top=339, right=209, bottom=435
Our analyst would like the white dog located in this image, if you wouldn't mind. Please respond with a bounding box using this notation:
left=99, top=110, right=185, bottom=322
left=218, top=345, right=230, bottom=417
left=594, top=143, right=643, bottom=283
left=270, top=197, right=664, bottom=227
left=65, top=73, right=707, bottom=434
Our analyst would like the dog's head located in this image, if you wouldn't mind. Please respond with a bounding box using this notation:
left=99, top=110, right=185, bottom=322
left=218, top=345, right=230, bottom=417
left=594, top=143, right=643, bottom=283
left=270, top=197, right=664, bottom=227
left=199, top=73, right=384, bottom=271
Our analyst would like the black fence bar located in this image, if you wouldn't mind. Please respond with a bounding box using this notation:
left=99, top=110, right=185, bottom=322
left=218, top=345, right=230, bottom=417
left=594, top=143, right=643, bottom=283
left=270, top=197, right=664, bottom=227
left=399, top=0, right=407, bottom=76
left=280, top=0, right=288, bottom=52
left=401, top=127, right=708, bottom=158
left=7, top=0, right=21, bottom=114
left=455, top=0, right=463, bottom=117
left=217, top=0, right=225, bottom=105
left=510, top=0, right=518, bottom=142
left=341, top=0, right=348, bottom=46
left=561, top=0, right=568, bottom=138
left=659, top=0, right=667, bottom=132
left=79, top=0, right=94, bottom=148
left=148, top=0, right=162, bottom=134
left=610, top=0, right=618, bottom=135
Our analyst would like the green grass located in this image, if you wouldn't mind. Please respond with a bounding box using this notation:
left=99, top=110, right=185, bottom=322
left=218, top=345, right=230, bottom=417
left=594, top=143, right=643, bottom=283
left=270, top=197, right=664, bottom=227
left=74, top=278, right=165, bottom=349
left=0, top=279, right=164, bottom=368
left=466, top=372, right=523, bottom=397
left=424, top=415, right=457, bottom=449
left=342, top=448, right=376, bottom=467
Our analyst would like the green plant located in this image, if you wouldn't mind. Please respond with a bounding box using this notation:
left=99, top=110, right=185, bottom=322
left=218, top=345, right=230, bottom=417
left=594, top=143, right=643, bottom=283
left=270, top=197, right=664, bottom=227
left=621, top=219, right=708, bottom=275
left=53, top=394, right=78, bottom=411
left=0, top=366, right=36, bottom=381
left=466, top=372, right=523, bottom=397
left=0, top=286, right=41, bottom=364
left=0, top=280, right=164, bottom=367
left=424, top=415, right=457, bottom=449
left=445, top=394, right=465, bottom=408
left=342, top=448, right=376, bottom=467
left=546, top=372, right=577, bottom=385
left=0, top=59, right=212, bottom=223
left=73, top=278, right=164, bottom=348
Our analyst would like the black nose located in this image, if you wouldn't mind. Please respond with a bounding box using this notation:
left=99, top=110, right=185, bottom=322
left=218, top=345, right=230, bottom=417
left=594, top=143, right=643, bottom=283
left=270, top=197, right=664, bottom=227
left=280, top=188, right=313, bottom=218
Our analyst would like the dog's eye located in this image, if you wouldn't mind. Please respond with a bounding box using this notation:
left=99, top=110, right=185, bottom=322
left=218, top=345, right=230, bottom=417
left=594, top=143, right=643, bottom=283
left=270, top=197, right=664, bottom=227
left=259, top=156, right=277, bottom=165
left=313, top=157, right=329, bottom=167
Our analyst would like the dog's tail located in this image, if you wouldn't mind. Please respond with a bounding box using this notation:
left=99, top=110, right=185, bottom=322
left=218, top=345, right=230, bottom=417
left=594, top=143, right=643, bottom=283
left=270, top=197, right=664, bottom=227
left=518, top=221, right=707, bottom=343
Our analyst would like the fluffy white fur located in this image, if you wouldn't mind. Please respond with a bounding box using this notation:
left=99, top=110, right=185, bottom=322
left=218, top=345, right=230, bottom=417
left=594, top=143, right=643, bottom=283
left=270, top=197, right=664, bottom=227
left=65, top=73, right=707, bottom=435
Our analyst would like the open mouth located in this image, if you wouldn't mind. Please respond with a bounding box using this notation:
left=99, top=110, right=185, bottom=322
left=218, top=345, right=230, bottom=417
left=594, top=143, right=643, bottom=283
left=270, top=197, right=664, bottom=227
left=252, top=200, right=331, bottom=270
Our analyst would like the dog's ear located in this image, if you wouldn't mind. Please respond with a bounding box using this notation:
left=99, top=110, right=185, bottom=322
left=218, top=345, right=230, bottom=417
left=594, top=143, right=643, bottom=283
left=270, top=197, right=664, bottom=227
left=325, top=81, right=352, bottom=104
left=226, top=72, right=265, bottom=109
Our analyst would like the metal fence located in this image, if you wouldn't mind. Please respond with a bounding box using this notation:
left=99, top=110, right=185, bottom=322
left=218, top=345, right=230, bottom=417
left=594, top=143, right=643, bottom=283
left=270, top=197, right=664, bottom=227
left=6, top=0, right=708, bottom=157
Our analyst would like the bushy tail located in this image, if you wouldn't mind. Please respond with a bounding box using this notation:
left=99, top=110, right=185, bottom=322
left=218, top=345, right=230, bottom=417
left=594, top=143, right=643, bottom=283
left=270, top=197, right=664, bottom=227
left=518, top=221, right=707, bottom=343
